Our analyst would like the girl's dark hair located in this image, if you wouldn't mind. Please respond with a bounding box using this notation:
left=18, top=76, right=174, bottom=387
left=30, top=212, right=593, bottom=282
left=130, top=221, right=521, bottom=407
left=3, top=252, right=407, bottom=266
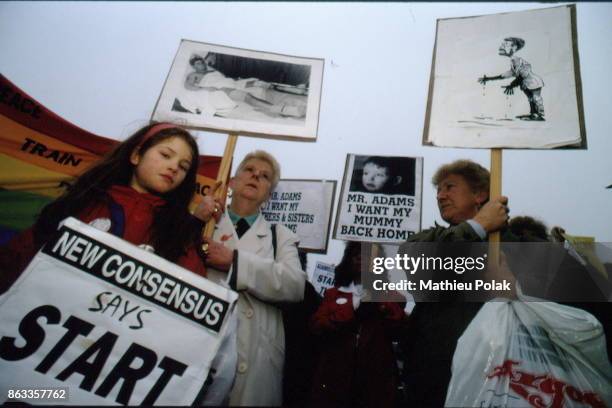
left=34, top=123, right=201, bottom=262
left=189, top=55, right=206, bottom=66
left=189, top=53, right=214, bottom=68
left=334, top=241, right=386, bottom=287
left=505, top=37, right=525, bottom=51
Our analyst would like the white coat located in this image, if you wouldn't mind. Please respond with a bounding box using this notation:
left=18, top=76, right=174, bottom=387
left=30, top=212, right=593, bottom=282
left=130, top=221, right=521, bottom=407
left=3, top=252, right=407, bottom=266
left=206, top=212, right=306, bottom=406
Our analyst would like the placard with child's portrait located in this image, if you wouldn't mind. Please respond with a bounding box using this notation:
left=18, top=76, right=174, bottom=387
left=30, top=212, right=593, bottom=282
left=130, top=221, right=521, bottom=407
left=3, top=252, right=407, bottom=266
left=333, top=154, right=423, bottom=244
left=152, top=39, right=324, bottom=141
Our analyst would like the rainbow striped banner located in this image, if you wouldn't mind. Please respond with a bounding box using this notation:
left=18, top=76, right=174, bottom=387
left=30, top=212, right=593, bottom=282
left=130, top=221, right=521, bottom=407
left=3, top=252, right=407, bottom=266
left=0, top=74, right=222, bottom=245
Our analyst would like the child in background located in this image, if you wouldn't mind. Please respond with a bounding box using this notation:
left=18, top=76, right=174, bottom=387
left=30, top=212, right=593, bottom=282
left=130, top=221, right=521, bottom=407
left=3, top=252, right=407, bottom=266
left=0, top=122, right=221, bottom=293
left=309, top=241, right=408, bottom=408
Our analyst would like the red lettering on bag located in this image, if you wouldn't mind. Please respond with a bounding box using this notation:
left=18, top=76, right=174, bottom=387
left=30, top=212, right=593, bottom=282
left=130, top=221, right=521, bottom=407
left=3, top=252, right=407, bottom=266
left=487, top=360, right=605, bottom=408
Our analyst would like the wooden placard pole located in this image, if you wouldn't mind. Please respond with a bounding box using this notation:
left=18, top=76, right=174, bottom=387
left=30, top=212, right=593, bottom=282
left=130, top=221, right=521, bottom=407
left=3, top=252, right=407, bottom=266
left=489, top=148, right=503, bottom=265
left=202, top=133, right=238, bottom=239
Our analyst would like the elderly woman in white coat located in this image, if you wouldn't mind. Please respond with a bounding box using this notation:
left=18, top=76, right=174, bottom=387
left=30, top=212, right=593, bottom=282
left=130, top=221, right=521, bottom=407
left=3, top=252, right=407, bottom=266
left=196, top=150, right=305, bottom=406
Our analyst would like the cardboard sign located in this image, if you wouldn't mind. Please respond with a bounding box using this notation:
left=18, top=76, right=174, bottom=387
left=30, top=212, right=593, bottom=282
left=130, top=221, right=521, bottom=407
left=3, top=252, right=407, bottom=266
left=424, top=5, right=586, bottom=149
left=334, top=154, right=423, bottom=244
left=0, top=218, right=237, bottom=405
left=310, top=261, right=335, bottom=297
left=261, top=179, right=336, bottom=253
left=152, top=40, right=324, bottom=141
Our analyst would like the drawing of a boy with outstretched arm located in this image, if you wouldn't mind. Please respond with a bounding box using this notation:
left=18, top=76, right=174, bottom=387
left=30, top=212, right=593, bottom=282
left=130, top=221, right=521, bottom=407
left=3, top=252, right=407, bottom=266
left=478, top=37, right=545, bottom=121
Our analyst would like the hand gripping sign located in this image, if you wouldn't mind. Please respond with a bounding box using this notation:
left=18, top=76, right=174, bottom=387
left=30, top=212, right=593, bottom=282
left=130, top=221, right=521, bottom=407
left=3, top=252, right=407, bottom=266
left=0, top=218, right=238, bottom=405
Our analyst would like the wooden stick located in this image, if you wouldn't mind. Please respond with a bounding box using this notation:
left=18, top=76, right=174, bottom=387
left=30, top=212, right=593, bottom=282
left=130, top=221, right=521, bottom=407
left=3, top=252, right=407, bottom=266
left=489, top=148, right=503, bottom=264
left=202, top=133, right=238, bottom=239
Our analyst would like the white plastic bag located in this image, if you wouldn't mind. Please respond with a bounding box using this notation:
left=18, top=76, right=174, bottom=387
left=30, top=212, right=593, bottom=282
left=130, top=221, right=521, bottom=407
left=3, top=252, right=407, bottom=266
left=445, top=300, right=611, bottom=407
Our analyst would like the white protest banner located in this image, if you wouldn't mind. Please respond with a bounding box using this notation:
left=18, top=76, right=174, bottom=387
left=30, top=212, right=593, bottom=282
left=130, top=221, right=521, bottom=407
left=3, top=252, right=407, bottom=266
left=424, top=5, right=586, bottom=149
left=261, top=179, right=336, bottom=253
left=333, top=154, right=423, bottom=244
left=0, top=218, right=238, bottom=406
left=310, top=261, right=335, bottom=297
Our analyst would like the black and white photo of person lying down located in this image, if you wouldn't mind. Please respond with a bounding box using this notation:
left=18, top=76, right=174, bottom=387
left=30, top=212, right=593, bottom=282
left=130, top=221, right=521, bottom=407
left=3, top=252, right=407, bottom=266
left=173, top=52, right=310, bottom=123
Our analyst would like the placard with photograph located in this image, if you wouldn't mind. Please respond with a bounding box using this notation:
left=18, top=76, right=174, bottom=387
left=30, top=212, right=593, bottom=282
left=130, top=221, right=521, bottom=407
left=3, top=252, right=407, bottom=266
left=424, top=5, right=586, bottom=149
left=261, top=179, right=336, bottom=253
left=333, top=155, right=423, bottom=244
left=152, top=40, right=324, bottom=140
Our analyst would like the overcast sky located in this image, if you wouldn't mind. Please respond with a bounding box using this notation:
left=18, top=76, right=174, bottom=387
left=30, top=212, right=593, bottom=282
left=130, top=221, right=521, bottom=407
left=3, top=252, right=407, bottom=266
left=1, top=1, right=610, bottom=270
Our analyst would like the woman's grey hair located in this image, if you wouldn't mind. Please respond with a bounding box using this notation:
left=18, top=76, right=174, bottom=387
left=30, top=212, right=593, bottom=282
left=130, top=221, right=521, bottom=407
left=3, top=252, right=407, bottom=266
left=236, top=150, right=281, bottom=189
left=432, top=159, right=489, bottom=194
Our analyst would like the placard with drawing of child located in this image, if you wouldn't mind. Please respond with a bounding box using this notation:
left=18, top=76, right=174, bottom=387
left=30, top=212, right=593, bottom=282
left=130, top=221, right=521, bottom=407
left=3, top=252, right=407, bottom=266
left=423, top=5, right=586, bottom=149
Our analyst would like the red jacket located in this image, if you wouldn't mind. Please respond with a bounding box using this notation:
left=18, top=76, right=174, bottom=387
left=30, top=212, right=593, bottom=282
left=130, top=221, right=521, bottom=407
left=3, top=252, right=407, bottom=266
left=309, top=286, right=408, bottom=408
left=0, top=185, right=206, bottom=293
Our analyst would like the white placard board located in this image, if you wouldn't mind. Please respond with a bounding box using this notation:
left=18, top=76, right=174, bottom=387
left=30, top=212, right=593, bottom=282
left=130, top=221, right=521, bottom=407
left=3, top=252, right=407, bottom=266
left=424, top=5, right=586, bottom=149
left=310, top=261, right=335, bottom=297
left=0, top=218, right=238, bottom=405
left=152, top=39, right=324, bottom=140
left=334, top=154, right=423, bottom=244
left=261, top=179, right=336, bottom=253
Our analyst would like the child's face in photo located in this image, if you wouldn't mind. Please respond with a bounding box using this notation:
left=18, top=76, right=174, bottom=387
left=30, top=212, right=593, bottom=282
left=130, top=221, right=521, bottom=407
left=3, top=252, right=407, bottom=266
left=130, top=136, right=193, bottom=195
left=362, top=162, right=390, bottom=192
left=192, top=59, right=208, bottom=73
left=498, top=40, right=515, bottom=57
